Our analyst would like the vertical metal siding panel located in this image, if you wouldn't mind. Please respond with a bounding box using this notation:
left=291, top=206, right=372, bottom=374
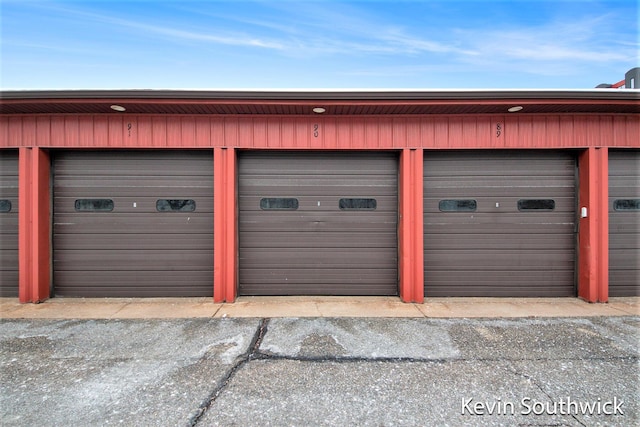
left=267, top=119, right=281, bottom=148
left=364, top=118, right=380, bottom=148
left=0, top=118, right=8, bottom=147
left=166, top=118, right=181, bottom=147
left=336, top=119, right=351, bottom=149
left=433, top=119, right=449, bottom=148
left=78, top=117, right=94, bottom=147
left=280, top=118, right=295, bottom=150
left=22, top=117, right=37, bottom=147
left=151, top=117, right=167, bottom=147
left=314, top=118, right=330, bottom=149
left=379, top=118, right=393, bottom=149
left=531, top=117, right=547, bottom=148
left=520, top=116, right=535, bottom=148
left=473, top=117, right=489, bottom=148
left=405, top=119, right=421, bottom=147
left=181, top=117, right=196, bottom=147
left=582, top=116, right=600, bottom=148
left=195, top=117, right=211, bottom=147
left=224, top=118, right=239, bottom=147
left=392, top=118, right=406, bottom=148
left=613, top=116, right=639, bottom=148
left=295, top=119, right=310, bottom=149
left=8, top=118, right=22, bottom=146
left=545, top=116, right=561, bottom=147
left=252, top=119, right=267, bottom=148
left=559, top=116, right=575, bottom=147
left=107, top=116, right=123, bottom=147
left=93, top=116, right=109, bottom=147
left=36, top=117, right=51, bottom=148
left=448, top=117, right=463, bottom=148
left=64, top=117, right=79, bottom=147
left=136, top=117, right=153, bottom=147
left=350, top=118, right=366, bottom=149
left=50, top=117, right=65, bottom=147
left=625, top=116, right=640, bottom=147
left=420, top=119, right=435, bottom=149
left=461, top=117, right=478, bottom=148
left=210, top=119, right=224, bottom=147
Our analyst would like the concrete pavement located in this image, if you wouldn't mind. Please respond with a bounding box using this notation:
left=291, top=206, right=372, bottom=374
left=1, top=297, right=638, bottom=426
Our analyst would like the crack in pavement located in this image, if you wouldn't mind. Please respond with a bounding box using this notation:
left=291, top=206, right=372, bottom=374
left=188, top=318, right=270, bottom=427
left=188, top=317, right=636, bottom=426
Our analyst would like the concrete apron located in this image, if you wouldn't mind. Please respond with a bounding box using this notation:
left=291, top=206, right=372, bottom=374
left=1, top=296, right=639, bottom=319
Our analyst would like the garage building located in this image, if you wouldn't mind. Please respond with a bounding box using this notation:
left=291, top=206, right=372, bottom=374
left=0, top=88, right=638, bottom=303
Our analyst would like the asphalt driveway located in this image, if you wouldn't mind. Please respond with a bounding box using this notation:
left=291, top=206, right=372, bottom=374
left=1, top=315, right=638, bottom=426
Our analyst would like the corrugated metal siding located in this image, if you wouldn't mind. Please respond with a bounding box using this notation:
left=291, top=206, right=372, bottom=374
left=609, top=150, right=640, bottom=296
left=424, top=151, right=576, bottom=297
left=2, top=115, right=639, bottom=149
left=239, top=151, right=398, bottom=295
left=0, top=150, right=19, bottom=296
left=53, top=151, right=214, bottom=297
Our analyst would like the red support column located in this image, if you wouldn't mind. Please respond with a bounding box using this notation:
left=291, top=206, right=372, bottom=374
left=399, top=148, right=424, bottom=303
left=18, top=147, right=51, bottom=303
left=577, top=147, right=609, bottom=303
left=213, top=147, right=237, bottom=303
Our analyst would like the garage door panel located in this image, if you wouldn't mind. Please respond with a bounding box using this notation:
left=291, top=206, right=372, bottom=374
left=424, top=151, right=576, bottom=297
left=54, top=197, right=213, bottom=213
left=239, top=196, right=397, bottom=211
left=53, top=151, right=213, bottom=297
left=241, top=248, right=396, bottom=268
left=239, top=151, right=398, bottom=296
left=609, top=150, right=640, bottom=296
left=425, top=250, right=574, bottom=269
left=55, top=215, right=212, bottom=233
left=54, top=272, right=212, bottom=297
left=241, top=268, right=398, bottom=283
left=55, top=249, right=213, bottom=269
left=425, top=234, right=576, bottom=250
left=54, top=233, right=213, bottom=250
left=239, top=231, right=397, bottom=248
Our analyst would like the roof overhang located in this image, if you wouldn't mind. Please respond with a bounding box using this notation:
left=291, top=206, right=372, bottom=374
left=1, top=89, right=638, bottom=115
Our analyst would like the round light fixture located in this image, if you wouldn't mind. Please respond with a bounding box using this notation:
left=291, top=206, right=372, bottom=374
left=110, top=105, right=126, bottom=112
left=312, top=107, right=326, bottom=114
left=508, top=106, right=523, bottom=113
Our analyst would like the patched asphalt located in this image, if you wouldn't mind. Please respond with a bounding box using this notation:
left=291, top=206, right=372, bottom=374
left=1, top=316, right=638, bottom=426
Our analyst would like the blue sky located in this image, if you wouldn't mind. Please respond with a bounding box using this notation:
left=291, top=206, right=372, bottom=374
left=1, top=0, right=638, bottom=89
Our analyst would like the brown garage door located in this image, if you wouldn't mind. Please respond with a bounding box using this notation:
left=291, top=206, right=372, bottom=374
left=609, top=150, right=640, bottom=296
left=424, top=151, right=576, bottom=297
left=53, top=151, right=213, bottom=297
left=239, top=151, right=398, bottom=295
left=0, top=150, right=19, bottom=297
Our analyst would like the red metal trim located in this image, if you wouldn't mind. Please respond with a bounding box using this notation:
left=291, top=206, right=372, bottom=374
left=399, top=148, right=424, bottom=302
left=18, top=147, right=50, bottom=303
left=577, top=147, right=609, bottom=302
left=213, top=147, right=237, bottom=302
